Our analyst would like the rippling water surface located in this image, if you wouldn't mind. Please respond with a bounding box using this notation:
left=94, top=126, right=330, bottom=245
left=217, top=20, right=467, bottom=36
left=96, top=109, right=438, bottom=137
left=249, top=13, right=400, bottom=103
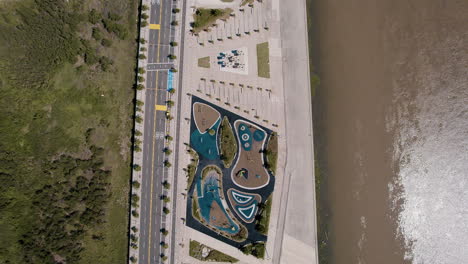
left=390, top=35, right=468, bottom=263
left=310, top=0, right=468, bottom=263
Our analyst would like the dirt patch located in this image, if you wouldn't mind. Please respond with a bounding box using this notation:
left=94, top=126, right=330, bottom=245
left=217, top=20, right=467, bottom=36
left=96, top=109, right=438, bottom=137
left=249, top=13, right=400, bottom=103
left=209, top=201, right=231, bottom=228
left=232, top=121, right=269, bottom=189
left=193, top=102, right=220, bottom=132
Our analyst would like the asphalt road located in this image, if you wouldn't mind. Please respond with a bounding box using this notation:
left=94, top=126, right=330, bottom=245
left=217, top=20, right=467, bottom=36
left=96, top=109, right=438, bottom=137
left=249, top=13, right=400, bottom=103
left=138, top=0, right=175, bottom=263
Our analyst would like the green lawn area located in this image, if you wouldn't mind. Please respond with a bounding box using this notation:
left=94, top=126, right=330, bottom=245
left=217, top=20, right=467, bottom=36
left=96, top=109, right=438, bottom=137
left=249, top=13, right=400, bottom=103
left=265, top=132, right=278, bottom=174
left=220, top=116, right=237, bottom=168
left=191, top=8, right=233, bottom=33
left=256, top=42, right=271, bottom=78
left=255, top=195, right=272, bottom=235
left=189, top=240, right=239, bottom=263
left=198, top=56, right=210, bottom=68
left=241, top=0, right=255, bottom=6
left=0, top=1, right=137, bottom=263
left=186, top=148, right=199, bottom=189
left=241, top=242, right=266, bottom=259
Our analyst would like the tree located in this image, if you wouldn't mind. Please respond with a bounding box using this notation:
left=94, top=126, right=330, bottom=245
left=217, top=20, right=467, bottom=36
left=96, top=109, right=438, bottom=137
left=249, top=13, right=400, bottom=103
left=170, top=41, right=178, bottom=47
left=255, top=223, right=266, bottom=233
left=163, top=207, right=170, bottom=214
left=132, top=180, right=141, bottom=189
left=136, top=100, right=144, bottom=107
left=140, top=46, right=147, bottom=52
left=168, top=54, right=177, bottom=60
left=140, top=38, right=146, bottom=44
left=160, top=228, right=169, bottom=236
left=138, top=53, right=146, bottom=60
left=131, top=226, right=138, bottom=232
left=161, top=242, right=169, bottom=249
left=168, top=88, right=176, bottom=94
left=141, top=20, right=148, bottom=27
left=164, top=160, right=172, bottom=167
left=172, top=8, right=180, bottom=13
left=136, top=84, right=144, bottom=90
left=165, top=135, right=173, bottom=141
left=142, top=4, right=149, bottom=11
left=163, top=196, right=170, bottom=203
left=133, top=164, right=141, bottom=171
left=137, top=76, right=145, bottom=82
left=135, top=115, right=143, bottom=123
left=132, top=210, right=139, bottom=217
left=138, top=67, right=145, bottom=74
left=135, top=130, right=142, bottom=136
left=162, top=180, right=170, bottom=189
left=130, top=256, right=137, bottom=263
left=170, top=67, right=178, bottom=72
left=163, top=148, right=172, bottom=155
left=171, top=20, right=178, bottom=26
left=141, top=13, right=149, bottom=20
left=166, top=100, right=174, bottom=107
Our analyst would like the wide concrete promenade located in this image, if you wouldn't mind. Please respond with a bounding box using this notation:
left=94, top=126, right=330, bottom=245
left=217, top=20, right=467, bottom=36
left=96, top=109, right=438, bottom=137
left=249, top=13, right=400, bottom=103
left=274, top=0, right=319, bottom=263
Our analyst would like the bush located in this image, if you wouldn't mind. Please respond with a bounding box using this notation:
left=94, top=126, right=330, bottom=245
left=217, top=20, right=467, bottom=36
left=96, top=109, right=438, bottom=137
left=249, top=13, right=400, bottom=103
left=92, top=27, right=102, bottom=40
left=132, top=210, right=139, bottom=217
left=89, top=9, right=101, bottom=24
left=99, top=56, right=114, bottom=71
left=101, top=38, right=112, bottom=47
left=108, top=12, right=122, bottom=21
left=102, top=18, right=128, bottom=39
left=136, top=84, right=144, bottom=90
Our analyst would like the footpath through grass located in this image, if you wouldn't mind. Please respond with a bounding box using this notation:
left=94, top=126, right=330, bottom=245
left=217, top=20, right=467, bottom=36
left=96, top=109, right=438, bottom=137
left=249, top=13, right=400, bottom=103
left=0, top=0, right=138, bottom=263
left=189, top=240, right=239, bottom=263
left=256, top=42, right=271, bottom=78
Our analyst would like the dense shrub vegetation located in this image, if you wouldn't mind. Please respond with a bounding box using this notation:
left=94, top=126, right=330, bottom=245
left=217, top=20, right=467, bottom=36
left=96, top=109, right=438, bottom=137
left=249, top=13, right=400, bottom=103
left=0, top=0, right=138, bottom=262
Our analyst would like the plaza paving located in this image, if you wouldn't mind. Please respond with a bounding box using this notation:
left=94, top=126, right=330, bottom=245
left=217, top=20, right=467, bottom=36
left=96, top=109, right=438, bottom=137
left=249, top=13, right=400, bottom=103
left=170, top=0, right=318, bottom=263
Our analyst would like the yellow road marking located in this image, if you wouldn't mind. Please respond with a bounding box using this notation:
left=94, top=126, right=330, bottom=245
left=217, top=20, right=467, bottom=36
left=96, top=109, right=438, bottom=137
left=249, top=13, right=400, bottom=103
left=155, top=105, right=167, bottom=111
left=148, top=2, right=164, bottom=264
left=149, top=24, right=160, bottom=30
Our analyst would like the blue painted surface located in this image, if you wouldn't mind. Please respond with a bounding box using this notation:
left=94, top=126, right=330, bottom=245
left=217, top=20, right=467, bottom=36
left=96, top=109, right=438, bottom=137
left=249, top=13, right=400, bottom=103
left=197, top=172, right=239, bottom=234
left=238, top=123, right=252, bottom=151
left=190, top=118, right=220, bottom=160
left=253, top=130, right=265, bottom=141
left=167, top=70, right=173, bottom=91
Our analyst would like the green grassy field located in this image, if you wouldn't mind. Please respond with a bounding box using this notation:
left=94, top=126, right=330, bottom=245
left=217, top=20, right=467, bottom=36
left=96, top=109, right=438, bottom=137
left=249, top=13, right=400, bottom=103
left=0, top=0, right=138, bottom=263
left=220, top=116, right=237, bottom=168
left=191, top=8, right=232, bottom=33
left=197, top=56, right=210, bottom=68
left=265, top=132, right=278, bottom=174
left=256, top=42, right=270, bottom=78
left=189, top=240, right=238, bottom=263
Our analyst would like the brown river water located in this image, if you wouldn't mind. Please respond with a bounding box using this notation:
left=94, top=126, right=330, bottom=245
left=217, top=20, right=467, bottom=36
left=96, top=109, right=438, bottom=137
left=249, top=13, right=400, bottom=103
left=308, top=0, right=468, bottom=263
